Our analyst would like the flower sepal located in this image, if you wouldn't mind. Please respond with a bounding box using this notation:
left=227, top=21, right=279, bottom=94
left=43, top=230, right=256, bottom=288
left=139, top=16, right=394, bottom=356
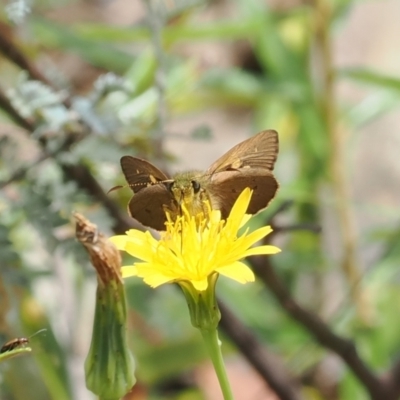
left=84, top=280, right=136, bottom=400
left=179, top=273, right=221, bottom=331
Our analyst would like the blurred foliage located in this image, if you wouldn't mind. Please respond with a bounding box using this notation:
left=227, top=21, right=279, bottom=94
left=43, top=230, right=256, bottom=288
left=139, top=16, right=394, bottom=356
left=0, top=0, right=400, bottom=399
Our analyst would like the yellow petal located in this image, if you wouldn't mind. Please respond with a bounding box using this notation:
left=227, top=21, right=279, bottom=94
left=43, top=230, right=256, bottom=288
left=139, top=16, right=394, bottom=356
left=238, top=214, right=252, bottom=229
left=244, top=245, right=281, bottom=257
left=239, top=225, right=273, bottom=247
left=109, top=235, right=131, bottom=250
left=143, top=274, right=175, bottom=288
left=217, top=261, right=255, bottom=283
left=125, top=241, right=155, bottom=262
left=121, top=266, right=139, bottom=278
left=226, top=188, right=251, bottom=229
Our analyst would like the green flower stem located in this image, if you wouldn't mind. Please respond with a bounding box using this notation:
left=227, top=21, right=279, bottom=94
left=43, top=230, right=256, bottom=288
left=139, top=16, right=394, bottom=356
left=178, top=276, right=233, bottom=398
left=200, top=328, right=234, bottom=400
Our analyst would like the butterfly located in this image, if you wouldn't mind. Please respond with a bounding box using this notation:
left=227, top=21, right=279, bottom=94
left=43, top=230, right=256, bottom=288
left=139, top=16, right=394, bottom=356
left=119, top=129, right=279, bottom=231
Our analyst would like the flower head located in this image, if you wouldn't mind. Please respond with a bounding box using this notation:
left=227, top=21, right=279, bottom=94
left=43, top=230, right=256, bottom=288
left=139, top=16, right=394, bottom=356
left=110, top=188, right=280, bottom=292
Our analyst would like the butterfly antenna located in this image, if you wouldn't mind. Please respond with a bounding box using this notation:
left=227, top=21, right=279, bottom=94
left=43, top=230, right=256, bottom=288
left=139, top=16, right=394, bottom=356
left=108, top=181, right=150, bottom=195
left=107, top=185, right=125, bottom=194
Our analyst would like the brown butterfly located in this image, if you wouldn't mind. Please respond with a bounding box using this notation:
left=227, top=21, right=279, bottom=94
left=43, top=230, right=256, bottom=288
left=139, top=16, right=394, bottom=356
left=119, top=130, right=279, bottom=231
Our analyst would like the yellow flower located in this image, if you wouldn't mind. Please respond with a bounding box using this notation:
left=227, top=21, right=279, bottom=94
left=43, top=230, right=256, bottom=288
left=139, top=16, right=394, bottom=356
left=110, top=188, right=280, bottom=292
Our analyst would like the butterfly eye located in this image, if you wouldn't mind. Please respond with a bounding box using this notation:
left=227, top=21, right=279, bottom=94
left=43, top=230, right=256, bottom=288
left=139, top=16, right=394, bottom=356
left=191, top=180, right=201, bottom=193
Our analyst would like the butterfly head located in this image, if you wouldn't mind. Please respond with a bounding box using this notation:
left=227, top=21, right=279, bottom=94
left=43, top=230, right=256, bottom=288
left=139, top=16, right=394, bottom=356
left=168, top=171, right=208, bottom=216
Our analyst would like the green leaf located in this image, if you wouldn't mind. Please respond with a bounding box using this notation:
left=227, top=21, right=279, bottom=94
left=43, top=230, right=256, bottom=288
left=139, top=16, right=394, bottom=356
left=125, top=50, right=157, bottom=94
left=0, top=346, right=32, bottom=363
left=163, top=17, right=264, bottom=42
left=340, top=68, right=400, bottom=92
left=75, top=18, right=264, bottom=44
left=254, top=13, right=307, bottom=81
left=31, top=18, right=133, bottom=72
left=345, top=91, right=400, bottom=127
left=75, top=23, right=148, bottom=43
left=200, top=68, right=265, bottom=106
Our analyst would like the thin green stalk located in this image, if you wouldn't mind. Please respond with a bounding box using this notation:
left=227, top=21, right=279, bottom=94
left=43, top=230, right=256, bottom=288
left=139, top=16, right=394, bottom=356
left=200, top=328, right=234, bottom=400
left=314, top=0, right=371, bottom=324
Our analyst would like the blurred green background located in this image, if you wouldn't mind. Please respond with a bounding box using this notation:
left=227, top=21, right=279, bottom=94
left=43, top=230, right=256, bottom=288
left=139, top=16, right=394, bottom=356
left=0, top=0, right=400, bottom=399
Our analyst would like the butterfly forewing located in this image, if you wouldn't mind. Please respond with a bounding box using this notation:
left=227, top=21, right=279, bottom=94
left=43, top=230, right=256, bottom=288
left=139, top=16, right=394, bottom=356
left=121, top=156, right=169, bottom=193
left=206, top=130, right=278, bottom=175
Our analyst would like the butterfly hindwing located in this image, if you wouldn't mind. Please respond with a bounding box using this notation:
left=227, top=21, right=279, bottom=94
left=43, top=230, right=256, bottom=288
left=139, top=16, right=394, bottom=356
left=207, top=169, right=278, bottom=219
left=127, top=183, right=179, bottom=231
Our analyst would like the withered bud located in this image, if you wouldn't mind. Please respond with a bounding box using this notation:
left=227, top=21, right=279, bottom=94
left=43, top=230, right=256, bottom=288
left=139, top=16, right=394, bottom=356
left=74, top=212, right=122, bottom=285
